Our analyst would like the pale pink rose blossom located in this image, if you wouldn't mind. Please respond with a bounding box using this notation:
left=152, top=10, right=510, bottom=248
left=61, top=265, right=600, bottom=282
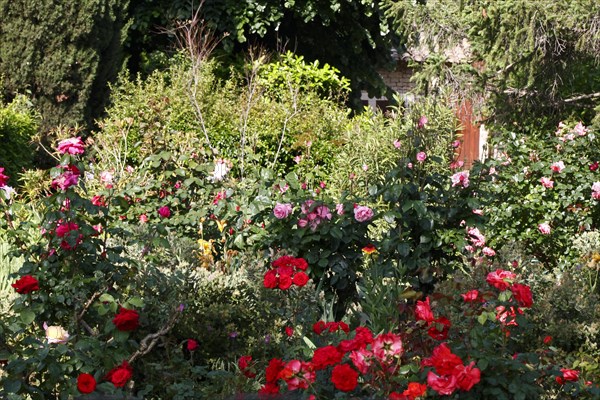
left=540, top=177, right=554, bottom=188
left=354, top=205, right=374, bottom=222
left=315, top=205, right=332, bottom=220
left=467, top=227, right=486, bottom=247
left=464, top=245, right=474, bottom=253
left=573, top=122, right=588, bottom=136
left=592, top=182, right=600, bottom=200
left=362, top=164, right=368, bottom=172
left=538, top=223, right=551, bottom=235
left=393, top=139, right=402, bottom=149
left=551, top=161, right=565, bottom=173
left=416, top=152, right=427, bottom=162
left=139, top=214, right=148, bottom=223
left=451, top=140, right=461, bottom=148
left=451, top=170, right=470, bottom=188
left=450, top=160, right=464, bottom=170
left=417, top=115, right=428, bottom=129
left=301, top=200, right=315, bottom=214
left=100, top=171, right=114, bottom=186
left=294, top=155, right=302, bottom=164
left=273, top=203, right=293, bottom=219
left=407, top=163, right=413, bottom=169
left=472, top=209, right=484, bottom=215
left=126, top=165, right=135, bottom=173
left=335, top=203, right=345, bottom=215
left=482, top=247, right=496, bottom=257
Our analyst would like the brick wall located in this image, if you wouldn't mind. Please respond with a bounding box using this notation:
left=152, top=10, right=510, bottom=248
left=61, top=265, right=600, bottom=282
left=378, top=66, right=415, bottom=95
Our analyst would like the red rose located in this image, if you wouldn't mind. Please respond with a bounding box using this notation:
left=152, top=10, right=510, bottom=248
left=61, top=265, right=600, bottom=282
left=556, top=368, right=579, bottom=384
left=278, top=273, right=293, bottom=290
left=187, top=339, right=198, bottom=352
left=158, top=206, right=171, bottom=218
left=263, top=270, right=278, bottom=289
left=427, top=371, right=458, bottom=395
left=105, top=361, right=133, bottom=388
left=312, top=345, right=343, bottom=370
left=112, top=307, right=139, bottom=331
left=313, top=320, right=326, bottom=335
left=510, top=283, right=533, bottom=308
left=486, top=269, right=516, bottom=291
left=292, top=271, right=309, bottom=287
left=11, top=275, right=39, bottom=294
left=427, top=316, right=451, bottom=341
left=543, top=335, right=552, bottom=345
left=77, top=373, right=96, bottom=394
left=453, top=361, right=481, bottom=391
left=415, top=297, right=434, bottom=323
left=258, top=383, right=280, bottom=394
left=422, top=343, right=463, bottom=375
left=331, top=364, right=358, bottom=392
left=265, top=358, right=285, bottom=383
left=353, top=326, right=374, bottom=347
left=403, top=382, right=427, bottom=398
left=0, top=167, right=9, bottom=187
left=461, top=289, right=481, bottom=303
left=285, top=326, right=294, bottom=337
left=238, top=355, right=257, bottom=378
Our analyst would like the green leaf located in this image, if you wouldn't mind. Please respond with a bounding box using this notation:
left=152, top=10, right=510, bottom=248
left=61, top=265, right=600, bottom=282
left=477, top=313, right=487, bottom=325
left=20, top=310, right=36, bottom=325
left=302, top=336, right=316, bottom=349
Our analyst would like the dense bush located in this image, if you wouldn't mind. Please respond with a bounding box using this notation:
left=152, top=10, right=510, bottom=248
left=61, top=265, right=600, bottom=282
left=0, top=95, right=38, bottom=185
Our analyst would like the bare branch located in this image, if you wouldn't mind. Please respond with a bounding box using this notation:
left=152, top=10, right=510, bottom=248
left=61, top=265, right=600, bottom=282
left=128, top=308, right=181, bottom=364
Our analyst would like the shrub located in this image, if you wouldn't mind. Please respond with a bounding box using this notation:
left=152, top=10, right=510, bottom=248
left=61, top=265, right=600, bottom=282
left=0, top=95, right=38, bottom=185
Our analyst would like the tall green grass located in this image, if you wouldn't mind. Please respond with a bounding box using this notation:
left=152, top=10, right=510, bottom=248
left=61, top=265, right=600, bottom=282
left=0, top=237, right=22, bottom=312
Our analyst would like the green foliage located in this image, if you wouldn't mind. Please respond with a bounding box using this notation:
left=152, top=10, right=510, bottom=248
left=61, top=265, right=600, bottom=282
left=480, top=122, right=600, bottom=268
left=259, top=51, right=350, bottom=99
left=0, top=95, right=38, bottom=185
left=384, top=0, right=600, bottom=129
left=0, top=0, right=130, bottom=132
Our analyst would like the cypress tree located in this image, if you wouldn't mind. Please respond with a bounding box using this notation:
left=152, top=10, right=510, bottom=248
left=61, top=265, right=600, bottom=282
left=0, top=0, right=130, bottom=134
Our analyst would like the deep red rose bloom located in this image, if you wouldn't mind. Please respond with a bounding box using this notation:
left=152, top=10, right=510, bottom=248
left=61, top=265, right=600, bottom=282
left=454, top=361, right=481, bottom=391
left=422, top=343, right=463, bottom=375
left=486, top=269, right=516, bottom=291
left=590, top=161, right=599, bottom=171
left=265, top=358, right=285, bottom=383
left=112, top=307, right=140, bottom=331
left=292, top=271, right=309, bottom=287
left=292, top=257, right=308, bottom=271
left=313, top=320, right=327, bottom=335
left=427, top=371, right=457, bottom=395
left=258, top=383, right=280, bottom=394
left=105, top=361, right=133, bottom=388
left=327, top=322, right=340, bottom=332
left=353, top=326, right=374, bottom=347
left=415, top=297, right=434, bottom=323
left=187, top=339, right=198, bottom=352
left=55, top=222, right=79, bottom=237
left=77, top=373, right=96, bottom=394
left=510, top=283, right=533, bottom=308
left=331, top=364, right=359, bottom=392
left=427, top=316, right=451, bottom=340
left=11, top=275, right=39, bottom=294
left=278, top=273, right=293, bottom=290
left=338, top=321, right=350, bottom=333
left=543, top=335, right=553, bottom=345
left=388, top=392, right=410, bottom=400
left=263, top=270, right=278, bottom=289
left=238, top=355, right=252, bottom=370
left=158, top=206, right=171, bottom=218
left=285, top=326, right=294, bottom=337
left=312, top=345, right=343, bottom=370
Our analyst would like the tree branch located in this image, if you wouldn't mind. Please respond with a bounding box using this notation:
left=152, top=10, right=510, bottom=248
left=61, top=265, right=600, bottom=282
left=562, top=92, right=600, bottom=103
left=128, top=307, right=181, bottom=364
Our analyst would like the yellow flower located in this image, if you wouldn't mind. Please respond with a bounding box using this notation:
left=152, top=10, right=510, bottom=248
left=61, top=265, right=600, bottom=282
left=198, top=239, right=213, bottom=256
left=216, top=219, right=227, bottom=233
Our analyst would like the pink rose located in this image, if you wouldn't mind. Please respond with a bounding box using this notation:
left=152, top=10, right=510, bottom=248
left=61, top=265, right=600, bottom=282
left=57, top=137, right=85, bottom=155
left=540, top=177, right=554, bottom=188
left=335, top=203, right=345, bottom=215
left=451, top=140, right=461, bottom=148
left=139, top=214, right=148, bottom=223
left=416, top=151, right=427, bottom=162
left=417, top=115, right=428, bottom=129
left=393, top=139, right=402, bottom=149
left=273, top=203, right=293, bottom=219
left=427, top=371, right=457, bottom=396
left=538, top=223, right=551, bottom=235
left=353, top=205, right=373, bottom=222
left=486, top=269, right=516, bottom=291
left=158, top=206, right=171, bottom=218
left=550, top=161, right=565, bottom=173
left=482, top=247, right=496, bottom=257
left=451, top=170, right=470, bottom=188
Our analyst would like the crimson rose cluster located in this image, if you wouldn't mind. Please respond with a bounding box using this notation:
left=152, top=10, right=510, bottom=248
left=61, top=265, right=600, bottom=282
left=263, top=255, right=310, bottom=290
